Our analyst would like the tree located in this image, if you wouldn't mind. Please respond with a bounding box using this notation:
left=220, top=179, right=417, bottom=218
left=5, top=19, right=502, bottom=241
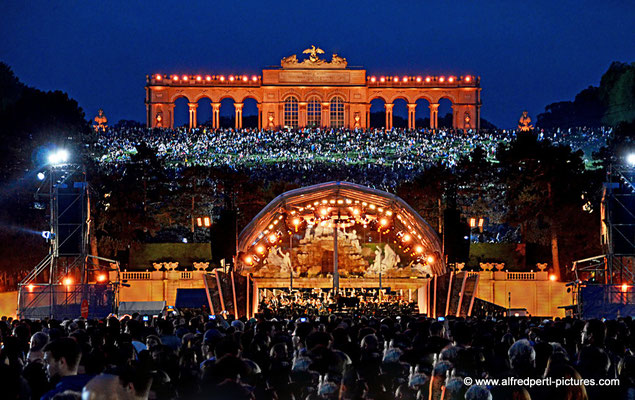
left=497, top=133, right=603, bottom=279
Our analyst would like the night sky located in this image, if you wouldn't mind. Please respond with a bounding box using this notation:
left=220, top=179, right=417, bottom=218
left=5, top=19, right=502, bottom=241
left=1, top=1, right=633, bottom=128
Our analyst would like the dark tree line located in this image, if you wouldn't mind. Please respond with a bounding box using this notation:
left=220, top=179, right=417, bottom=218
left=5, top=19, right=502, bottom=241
left=538, top=61, right=635, bottom=128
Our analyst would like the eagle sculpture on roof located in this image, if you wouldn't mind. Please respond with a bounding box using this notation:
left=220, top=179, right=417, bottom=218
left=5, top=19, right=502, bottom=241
left=303, top=45, right=325, bottom=63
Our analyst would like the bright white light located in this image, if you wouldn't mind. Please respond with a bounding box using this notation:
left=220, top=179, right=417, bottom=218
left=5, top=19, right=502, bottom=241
left=182, top=238, right=188, bottom=243
left=48, top=149, right=70, bottom=165
left=627, top=153, right=635, bottom=166
left=37, top=172, right=45, bottom=180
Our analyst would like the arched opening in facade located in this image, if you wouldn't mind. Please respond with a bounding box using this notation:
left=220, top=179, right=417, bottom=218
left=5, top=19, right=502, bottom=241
left=236, top=181, right=446, bottom=281
left=415, top=98, right=431, bottom=129
left=306, top=96, right=322, bottom=128
left=219, top=97, right=236, bottom=129
left=196, top=97, right=213, bottom=127
left=284, top=96, right=299, bottom=129
left=369, top=98, right=386, bottom=129
left=173, top=97, right=190, bottom=128
left=438, top=98, right=454, bottom=129
left=392, top=98, right=408, bottom=129
left=330, top=96, right=345, bottom=128
left=242, top=97, right=259, bottom=129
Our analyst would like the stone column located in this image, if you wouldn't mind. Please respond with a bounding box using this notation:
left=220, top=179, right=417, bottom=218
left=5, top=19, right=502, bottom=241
left=321, top=102, right=330, bottom=129
left=429, top=103, right=439, bottom=130
left=256, top=103, right=262, bottom=130
left=407, top=103, right=417, bottom=130
left=384, top=103, right=394, bottom=130
left=298, top=102, right=308, bottom=128
left=167, top=104, right=175, bottom=129
left=365, top=104, right=371, bottom=129
left=188, top=103, right=198, bottom=130
left=211, top=102, right=221, bottom=129
left=234, top=103, right=244, bottom=130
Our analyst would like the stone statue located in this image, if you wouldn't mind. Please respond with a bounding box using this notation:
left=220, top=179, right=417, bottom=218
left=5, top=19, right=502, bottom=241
left=371, top=247, right=383, bottom=274
left=303, top=45, right=325, bottom=63
left=381, top=244, right=400, bottom=271
left=93, top=109, right=108, bottom=131
left=281, top=54, right=299, bottom=67
left=331, top=53, right=348, bottom=67
left=518, top=110, right=533, bottom=131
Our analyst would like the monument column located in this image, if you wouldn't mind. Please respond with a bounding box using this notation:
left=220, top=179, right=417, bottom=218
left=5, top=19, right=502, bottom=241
left=321, top=102, right=330, bottom=128
left=384, top=103, right=394, bottom=130
left=211, top=102, right=221, bottom=129
left=298, top=102, right=308, bottom=128
left=256, top=103, right=262, bottom=130
left=167, top=104, right=175, bottom=129
left=188, top=103, right=198, bottom=129
left=407, top=103, right=417, bottom=130
left=234, top=102, right=244, bottom=130
left=429, top=103, right=439, bottom=130
left=365, top=104, right=371, bottom=129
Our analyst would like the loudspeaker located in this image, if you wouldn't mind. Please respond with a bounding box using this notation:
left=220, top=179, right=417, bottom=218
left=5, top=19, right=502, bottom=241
left=211, top=210, right=237, bottom=263
left=57, top=183, right=85, bottom=255
left=443, top=209, right=470, bottom=263
left=609, top=184, right=635, bottom=255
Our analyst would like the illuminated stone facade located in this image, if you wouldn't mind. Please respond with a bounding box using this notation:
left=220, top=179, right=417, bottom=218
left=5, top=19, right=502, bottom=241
left=145, top=48, right=481, bottom=130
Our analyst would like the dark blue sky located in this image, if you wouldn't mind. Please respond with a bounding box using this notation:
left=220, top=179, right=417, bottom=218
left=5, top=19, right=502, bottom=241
left=1, top=1, right=633, bottom=128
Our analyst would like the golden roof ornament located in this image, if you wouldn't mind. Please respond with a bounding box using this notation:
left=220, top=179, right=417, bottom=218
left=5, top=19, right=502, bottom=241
left=281, top=46, right=348, bottom=69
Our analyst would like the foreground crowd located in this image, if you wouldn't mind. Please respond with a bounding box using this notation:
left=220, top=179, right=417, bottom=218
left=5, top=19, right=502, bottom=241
left=0, top=310, right=633, bottom=400
left=92, top=126, right=610, bottom=189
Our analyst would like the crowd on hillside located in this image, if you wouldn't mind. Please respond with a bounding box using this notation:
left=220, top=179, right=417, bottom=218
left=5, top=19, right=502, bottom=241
left=91, top=126, right=611, bottom=188
left=0, top=310, right=633, bottom=400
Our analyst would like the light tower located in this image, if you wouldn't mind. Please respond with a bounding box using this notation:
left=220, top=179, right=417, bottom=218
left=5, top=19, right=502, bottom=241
left=17, top=149, right=120, bottom=319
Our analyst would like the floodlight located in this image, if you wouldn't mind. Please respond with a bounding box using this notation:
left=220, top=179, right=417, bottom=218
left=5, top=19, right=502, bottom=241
left=48, top=149, right=70, bottom=165
left=627, top=153, right=635, bottom=166
left=37, top=172, right=45, bottom=180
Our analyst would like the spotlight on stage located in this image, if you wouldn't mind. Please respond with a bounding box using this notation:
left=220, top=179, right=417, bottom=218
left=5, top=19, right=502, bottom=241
left=37, top=172, right=46, bottom=180
left=48, top=149, right=70, bottom=165
left=627, top=153, right=635, bottom=167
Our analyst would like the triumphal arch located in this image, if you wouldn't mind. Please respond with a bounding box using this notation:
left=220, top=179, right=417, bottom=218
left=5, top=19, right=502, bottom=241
left=145, top=46, right=481, bottom=130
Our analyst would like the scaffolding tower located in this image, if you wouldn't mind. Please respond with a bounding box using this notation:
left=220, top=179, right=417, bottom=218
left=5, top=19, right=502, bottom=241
left=17, top=161, right=119, bottom=319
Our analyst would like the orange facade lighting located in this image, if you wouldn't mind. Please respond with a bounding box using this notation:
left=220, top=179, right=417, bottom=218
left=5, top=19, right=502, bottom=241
left=229, top=75, right=235, bottom=81
left=196, top=76, right=202, bottom=81
left=465, top=76, right=471, bottom=82
left=416, top=76, right=422, bottom=82
left=219, top=76, right=225, bottom=81
left=415, top=245, right=424, bottom=254
left=155, top=74, right=162, bottom=80
left=478, top=218, right=484, bottom=228
left=206, top=75, right=212, bottom=81
left=425, top=76, right=431, bottom=83
left=268, top=233, right=278, bottom=244
left=469, top=218, right=477, bottom=228
left=402, top=76, right=408, bottom=82
left=549, top=274, right=557, bottom=282
left=439, top=76, right=445, bottom=83
left=427, top=255, right=435, bottom=264
left=622, top=283, right=629, bottom=292
left=403, top=233, right=412, bottom=242
left=379, top=218, right=389, bottom=227
left=63, top=277, right=73, bottom=286
left=380, top=77, right=385, bottom=82
left=448, top=76, right=454, bottom=83
left=393, top=76, right=399, bottom=82
left=172, top=75, right=179, bottom=81
left=252, top=75, right=258, bottom=82
left=97, top=274, right=107, bottom=283
left=244, top=255, right=254, bottom=265
left=196, top=217, right=203, bottom=227
left=182, top=75, right=188, bottom=81
left=203, top=216, right=211, bottom=227
left=256, top=245, right=265, bottom=254
left=27, top=283, right=34, bottom=292
left=242, top=76, right=248, bottom=82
